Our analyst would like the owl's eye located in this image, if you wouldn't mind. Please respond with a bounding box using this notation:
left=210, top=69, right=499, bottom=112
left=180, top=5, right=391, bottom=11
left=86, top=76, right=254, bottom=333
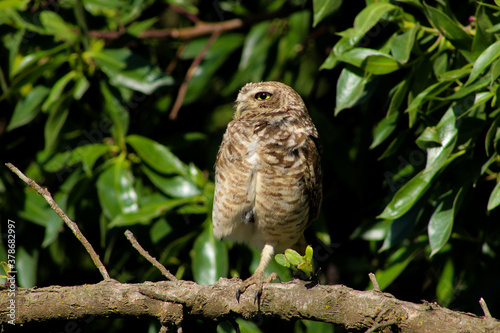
left=255, top=92, right=272, bottom=100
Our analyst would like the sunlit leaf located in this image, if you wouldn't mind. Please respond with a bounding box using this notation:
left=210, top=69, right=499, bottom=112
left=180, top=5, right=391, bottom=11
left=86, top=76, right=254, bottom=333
left=142, top=165, right=201, bottom=198
left=335, top=66, right=369, bottom=115
left=429, top=189, right=463, bottom=257
left=466, top=40, right=500, bottom=86
left=312, top=0, right=342, bottom=27
left=126, top=135, right=187, bottom=175
left=109, top=199, right=192, bottom=228
left=17, top=247, right=39, bottom=288
left=487, top=180, right=500, bottom=211
left=423, top=3, right=473, bottom=51
left=96, top=155, right=139, bottom=220
left=192, top=223, right=228, bottom=285
left=390, top=26, right=417, bottom=64
left=338, top=3, right=397, bottom=38
left=91, top=48, right=174, bottom=94
left=436, top=258, right=455, bottom=307
left=100, top=80, right=129, bottom=148
left=7, top=85, right=49, bottom=131
left=39, top=11, right=78, bottom=43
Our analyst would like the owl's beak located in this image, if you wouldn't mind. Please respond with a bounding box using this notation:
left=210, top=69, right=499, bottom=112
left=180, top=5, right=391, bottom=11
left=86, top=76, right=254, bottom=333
left=235, top=103, right=243, bottom=118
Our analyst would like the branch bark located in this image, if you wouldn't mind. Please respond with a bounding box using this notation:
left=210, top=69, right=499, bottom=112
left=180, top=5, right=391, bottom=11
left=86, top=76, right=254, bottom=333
left=4, top=164, right=500, bottom=332
left=1, top=278, right=499, bottom=332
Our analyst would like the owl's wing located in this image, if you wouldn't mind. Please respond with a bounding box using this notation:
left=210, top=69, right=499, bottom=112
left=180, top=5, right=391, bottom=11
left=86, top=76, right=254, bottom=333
left=304, top=134, right=322, bottom=225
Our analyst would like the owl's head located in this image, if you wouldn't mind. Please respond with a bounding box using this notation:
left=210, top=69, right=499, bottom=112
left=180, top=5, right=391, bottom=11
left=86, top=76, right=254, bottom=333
left=234, top=81, right=306, bottom=119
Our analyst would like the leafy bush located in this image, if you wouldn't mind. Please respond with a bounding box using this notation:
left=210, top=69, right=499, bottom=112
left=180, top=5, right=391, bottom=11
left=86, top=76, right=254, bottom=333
left=1, top=0, right=499, bottom=331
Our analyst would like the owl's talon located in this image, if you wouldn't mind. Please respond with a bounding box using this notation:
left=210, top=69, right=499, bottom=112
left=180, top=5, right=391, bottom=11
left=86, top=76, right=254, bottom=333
left=253, top=290, right=261, bottom=304
left=236, top=272, right=280, bottom=303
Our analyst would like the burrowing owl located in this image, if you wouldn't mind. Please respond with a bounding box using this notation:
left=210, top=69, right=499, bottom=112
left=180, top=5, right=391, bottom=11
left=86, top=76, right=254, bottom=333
left=212, top=81, right=322, bottom=300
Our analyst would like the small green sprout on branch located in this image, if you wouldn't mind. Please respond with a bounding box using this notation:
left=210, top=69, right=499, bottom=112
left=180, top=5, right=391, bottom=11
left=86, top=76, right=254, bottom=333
left=275, top=245, right=314, bottom=279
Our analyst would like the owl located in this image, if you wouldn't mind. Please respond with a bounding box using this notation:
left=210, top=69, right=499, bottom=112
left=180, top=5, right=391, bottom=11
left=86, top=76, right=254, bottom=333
left=212, top=81, right=322, bottom=301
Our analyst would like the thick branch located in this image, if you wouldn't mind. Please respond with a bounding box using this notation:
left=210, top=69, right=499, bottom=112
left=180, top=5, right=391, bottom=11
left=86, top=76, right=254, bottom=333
left=2, top=279, right=498, bottom=332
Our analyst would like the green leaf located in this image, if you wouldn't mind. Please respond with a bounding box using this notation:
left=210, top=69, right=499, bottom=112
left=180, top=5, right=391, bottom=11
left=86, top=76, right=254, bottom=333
left=335, top=66, right=369, bottom=115
left=335, top=48, right=400, bottom=74
left=372, top=245, right=419, bottom=290
left=224, top=23, right=276, bottom=93
left=19, top=189, right=63, bottom=247
left=7, top=53, right=68, bottom=99
left=438, top=64, right=472, bottom=81
left=485, top=114, right=500, bottom=156
left=100, top=80, right=129, bottom=147
left=17, top=247, right=39, bottom=288
left=0, top=0, right=29, bottom=10
left=380, top=212, right=417, bottom=252
left=275, top=254, right=290, bottom=268
left=390, top=26, right=417, bottom=64
left=39, top=10, right=78, bottom=43
left=44, top=143, right=111, bottom=174
left=305, top=245, right=313, bottom=263
left=183, top=34, right=244, bottom=103
left=284, top=249, right=303, bottom=266
left=11, top=44, right=67, bottom=77
left=370, top=112, right=398, bottom=149
left=312, top=0, right=342, bottom=27
left=150, top=218, right=172, bottom=244
left=304, top=320, right=334, bottom=333
left=126, top=135, right=187, bottom=175
left=43, top=93, right=71, bottom=157
left=96, top=155, right=139, bottom=220
left=235, top=318, right=264, bottom=333
left=127, top=17, right=158, bottom=37
left=7, top=85, right=50, bottom=131
left=337, top=3, right=397, bottom=38
left=379, top=168, right=437, bottom=220
left=429, top=189, right=462, bottom=257
left=363, top=54, right=400, bottom=74
left=487, top=179, right=500, bottom=211
left=41, top=71, right=78, bottom=112
left=423, top=3, right=473, bottom=51
left=90, top=48, right=174, bottom=94
left=436, top=258, right=455, bottom=307
left=109, top=199, right=192, bottom=228
left=405, top=81, right=452, bottom=123
left=192, top=223, right=228, bottom=285
left=142, top=166, right=201, bottom=198
left=466, top=40, right=500, bottom=86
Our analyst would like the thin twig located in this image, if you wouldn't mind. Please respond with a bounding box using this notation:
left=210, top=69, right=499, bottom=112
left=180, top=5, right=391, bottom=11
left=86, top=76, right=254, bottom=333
left=369, top=272, right=380, bottom=292
left=124, top=230, right=178, bottom=282
left=169, top=30, right=221, bottom=119
left=89, top=6, right=301, bottom=40
left=480, top=297, right=492, bottom=318
left=170, top=4, right=199, bottom=24
left=5, top=163, right=111, bottom=280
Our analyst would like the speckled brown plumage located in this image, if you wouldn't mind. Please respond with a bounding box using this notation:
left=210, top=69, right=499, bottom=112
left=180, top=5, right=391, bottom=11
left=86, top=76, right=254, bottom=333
left=212, top=81, right=322, bottom=299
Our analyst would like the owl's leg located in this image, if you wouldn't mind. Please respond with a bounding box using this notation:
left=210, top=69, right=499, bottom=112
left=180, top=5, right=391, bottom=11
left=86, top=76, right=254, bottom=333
left=236, top=243, right=279, bottom=302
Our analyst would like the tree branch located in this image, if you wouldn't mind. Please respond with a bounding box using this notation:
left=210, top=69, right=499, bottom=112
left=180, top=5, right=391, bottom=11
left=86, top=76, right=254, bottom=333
left=1, top=279, right=498, bottom=332
left=125, top=230, right=178, bottom=282
left=5, top=163, right=111, bottom=281
left=88, top=7, right=302, bottom=40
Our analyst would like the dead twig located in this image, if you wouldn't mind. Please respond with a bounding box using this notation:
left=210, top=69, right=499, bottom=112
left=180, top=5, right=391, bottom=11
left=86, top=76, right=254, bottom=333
left=5, top=163, right=111, bottom=280
left=125, top=229, right=178, bottom=282
left=169, top=30, right=221, bottom=120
